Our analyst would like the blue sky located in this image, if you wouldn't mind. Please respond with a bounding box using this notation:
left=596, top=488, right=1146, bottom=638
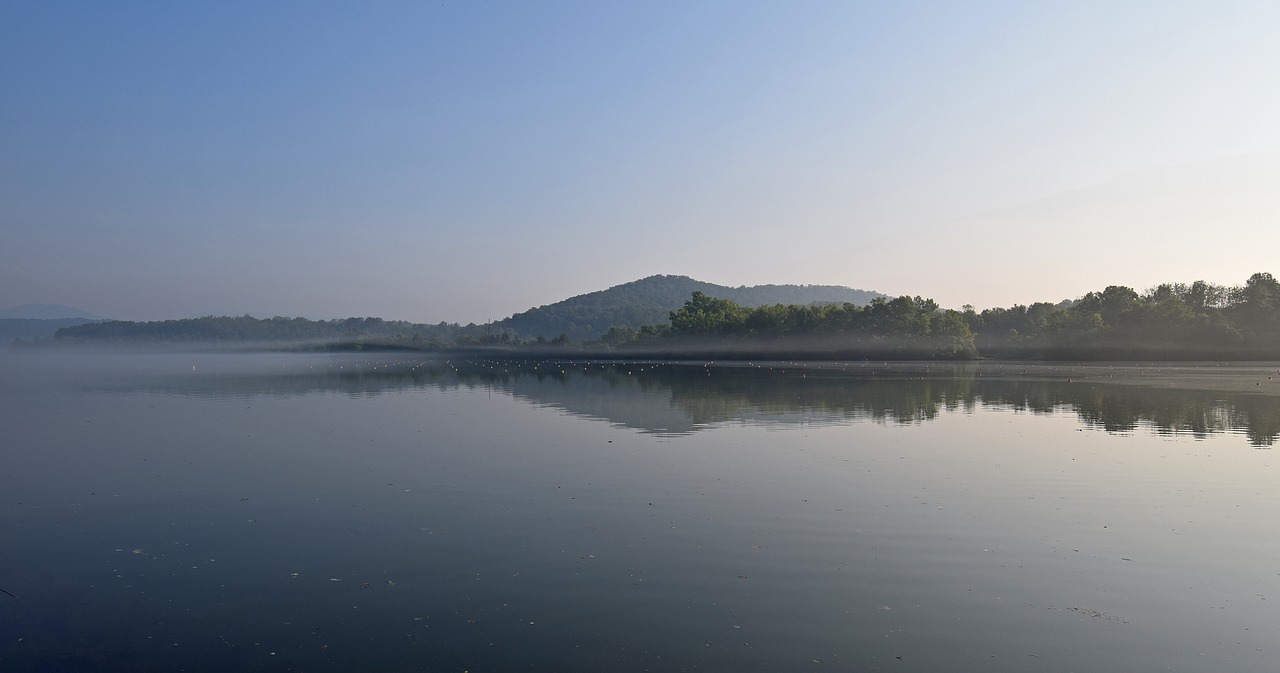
left=3, top=1, right=1278, bottom=322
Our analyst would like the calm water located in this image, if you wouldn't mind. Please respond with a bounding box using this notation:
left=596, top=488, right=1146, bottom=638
left=2, top=352, right=1279, bottom=672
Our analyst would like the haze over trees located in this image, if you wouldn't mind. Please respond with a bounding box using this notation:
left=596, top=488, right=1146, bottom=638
left=0, top=317, right=99, bottom=344
left=46, top=315, right=482, bottom=351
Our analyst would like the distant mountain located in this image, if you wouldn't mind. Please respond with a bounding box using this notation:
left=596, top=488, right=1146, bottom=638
left=0, top=303, right=103, bottom=320
left=497, top=275, right=885, bottom=342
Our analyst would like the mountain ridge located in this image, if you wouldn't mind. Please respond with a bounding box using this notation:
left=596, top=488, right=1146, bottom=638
left=0, top=303, right=103, bottom=320
left=497, top=274, right=884, bottom=341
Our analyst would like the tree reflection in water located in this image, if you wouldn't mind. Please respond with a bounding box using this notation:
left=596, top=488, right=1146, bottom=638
left=92, top=355, right=1280, bottom=447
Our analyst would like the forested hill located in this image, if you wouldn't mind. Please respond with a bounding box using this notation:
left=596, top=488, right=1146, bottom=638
left=498, top=275, right=884, bottom=342
left=35, top=271, right=1280, bottom=360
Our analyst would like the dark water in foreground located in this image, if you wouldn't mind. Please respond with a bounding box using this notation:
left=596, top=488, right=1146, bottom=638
left=2, top=353, right=1278, bottom=672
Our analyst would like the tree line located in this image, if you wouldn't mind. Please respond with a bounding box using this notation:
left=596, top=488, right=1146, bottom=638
left=42, top=272, right=1280, bottom=360
left=594, top=291, right=976, bottom=359
left=962, top=272, right=1280, bottom=359
left=595, top=272, right=1280, bottom=360
left=48, top=315, right=501, bottom=350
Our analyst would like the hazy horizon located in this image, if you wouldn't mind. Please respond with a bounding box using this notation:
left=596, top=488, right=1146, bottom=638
left=4, top=2, right=1278, bottom=323
left=2, top=261, right=1275, bottom=326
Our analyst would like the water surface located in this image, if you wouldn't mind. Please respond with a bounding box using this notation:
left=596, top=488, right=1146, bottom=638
left=2, top=353, right=1278, bottom=672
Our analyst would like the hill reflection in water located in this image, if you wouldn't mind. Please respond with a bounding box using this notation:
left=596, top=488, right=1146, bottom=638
left=56, top=353, right=1280, bottom=447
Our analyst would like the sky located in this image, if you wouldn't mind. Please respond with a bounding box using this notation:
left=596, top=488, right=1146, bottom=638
left=2, top=1, right=1278, bottom=323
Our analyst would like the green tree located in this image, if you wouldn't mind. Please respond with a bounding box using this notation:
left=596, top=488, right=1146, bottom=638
left=669, top=292, right=748, bottom=336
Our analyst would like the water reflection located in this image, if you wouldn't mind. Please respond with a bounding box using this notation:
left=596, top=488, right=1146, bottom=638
left=39, top=353, right=1280, bottom=447
left=4, top=352, right=1279, bottom=673
left=503, top=361, right=1280, bottom=446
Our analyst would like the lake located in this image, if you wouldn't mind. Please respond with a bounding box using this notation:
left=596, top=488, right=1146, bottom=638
left=2, top=352, right=1278, bottom=672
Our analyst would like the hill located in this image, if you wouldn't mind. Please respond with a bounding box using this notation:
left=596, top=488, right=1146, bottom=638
left=497, top=275, right=884, bottom=342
